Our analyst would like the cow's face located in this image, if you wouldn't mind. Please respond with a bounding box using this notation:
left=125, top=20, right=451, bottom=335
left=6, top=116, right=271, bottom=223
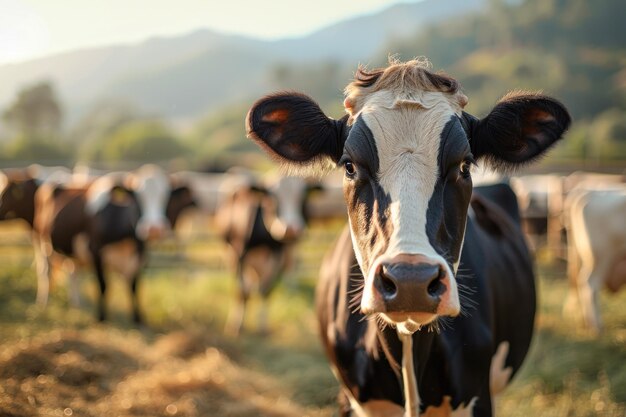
left=128, top=165, right=171, bottom=240
left=339, top=87, right=472, bottom=330
left=246, top=60, right=570, bottom=332
left=264, top=176, right=312, bottom=242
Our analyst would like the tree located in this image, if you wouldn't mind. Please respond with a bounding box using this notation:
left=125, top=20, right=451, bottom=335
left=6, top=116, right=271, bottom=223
left=70, top=100, right=138, bottom=146
left=2, top=81, right=63, bottom=138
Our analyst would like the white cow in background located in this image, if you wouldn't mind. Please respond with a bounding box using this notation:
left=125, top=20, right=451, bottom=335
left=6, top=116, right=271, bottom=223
left=564, top=185, right=626, bottom=332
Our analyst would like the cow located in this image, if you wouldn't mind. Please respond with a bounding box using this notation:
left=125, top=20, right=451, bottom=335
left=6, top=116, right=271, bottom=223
left=563, top=186, right=626, bottom=332
left=215, top=172, right=320, bottom=335
left=245, top=58, right=570, bottom=416
left=1, top=165, right=196, bottom=322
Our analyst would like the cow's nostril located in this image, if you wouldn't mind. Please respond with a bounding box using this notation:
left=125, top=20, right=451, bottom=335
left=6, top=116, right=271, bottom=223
left=427, top=270, right=445, bottom=298
left=378, top=269, right=398, bottom=299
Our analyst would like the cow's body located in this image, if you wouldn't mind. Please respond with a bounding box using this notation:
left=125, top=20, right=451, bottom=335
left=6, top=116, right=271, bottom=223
left=216, top=174, right=316, bottom=335
left=564, top=186, right=626, bottom=332
left=246, top=59, right=570, bottom=416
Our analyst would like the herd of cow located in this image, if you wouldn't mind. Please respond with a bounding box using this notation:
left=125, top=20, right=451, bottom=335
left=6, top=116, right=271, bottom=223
left=1, top=59, right=625, bottom=417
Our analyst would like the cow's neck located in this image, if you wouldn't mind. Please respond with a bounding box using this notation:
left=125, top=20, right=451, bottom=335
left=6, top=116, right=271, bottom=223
left=377, top=324, right=436, bottom=411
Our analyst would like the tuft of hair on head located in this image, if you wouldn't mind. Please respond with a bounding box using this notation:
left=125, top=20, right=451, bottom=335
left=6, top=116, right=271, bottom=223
left=343, top=56, right=465, bottom=118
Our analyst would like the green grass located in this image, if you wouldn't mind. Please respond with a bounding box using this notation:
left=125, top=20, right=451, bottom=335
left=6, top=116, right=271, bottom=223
left=0, top=222, right=624, bottom=416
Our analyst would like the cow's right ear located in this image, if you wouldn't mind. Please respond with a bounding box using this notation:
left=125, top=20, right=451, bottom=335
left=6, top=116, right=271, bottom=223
left=246, top=92, right=349, bottom=169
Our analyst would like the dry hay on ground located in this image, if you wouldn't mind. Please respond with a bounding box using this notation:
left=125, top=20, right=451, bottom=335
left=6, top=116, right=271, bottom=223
left=0, top=328, right=327, bottom=417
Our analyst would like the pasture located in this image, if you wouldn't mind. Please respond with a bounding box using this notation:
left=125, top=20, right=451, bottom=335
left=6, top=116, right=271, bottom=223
left=0, top=217, right=624, bottom=417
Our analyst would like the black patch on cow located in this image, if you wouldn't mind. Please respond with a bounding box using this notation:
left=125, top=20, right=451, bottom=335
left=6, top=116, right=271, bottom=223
left=0, top=178, right=39, bottom=226
left=166, top=185, right=197, bottom=227
left=90, top=189, right=141, bottom=246
left=342, top=116, right=393, bottom=271
left=425, top=116, right=473, bottom=269
left=49, top=192, right=89, bottom=256
left=246, top=200, right=285, bottom=252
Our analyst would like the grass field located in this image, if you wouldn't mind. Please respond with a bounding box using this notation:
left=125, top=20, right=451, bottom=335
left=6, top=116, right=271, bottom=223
left=0, top=218, right=625, bottom=417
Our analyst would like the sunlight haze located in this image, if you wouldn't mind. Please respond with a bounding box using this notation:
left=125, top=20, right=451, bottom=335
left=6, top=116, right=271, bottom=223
left=0, top=0, right=421, bottom=65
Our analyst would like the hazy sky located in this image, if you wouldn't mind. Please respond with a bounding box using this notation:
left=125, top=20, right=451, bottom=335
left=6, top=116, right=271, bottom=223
left=0, top=0, right=420, bottom=65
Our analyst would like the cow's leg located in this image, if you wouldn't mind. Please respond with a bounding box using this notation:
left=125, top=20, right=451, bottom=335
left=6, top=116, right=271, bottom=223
left=32, top=235, right=51, bottom=307
left=563, top=233, right=581, bottom=320
left=58, top=258, right=82, bottom=308
left=573, top=257, right=597, bottom=332
left=68, top=266, right=82, bottom=308
left=257, top=250, right=288, bottom=334
left=579, top=256, right=611, bottom=333
left=130, top=271, right=143, bottom=324
left=128, top=242, right=144, bottom=325
left=547, top=212, right=563, bottom=260
left=225, top=260, right=248, bottom=336
left=92, top=254, right=108, bottom=321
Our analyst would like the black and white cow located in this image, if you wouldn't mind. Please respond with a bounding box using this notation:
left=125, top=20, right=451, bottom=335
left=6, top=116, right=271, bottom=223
left=215, top=173, right=319, bottom=335
left=33, top=165, right=196, bottom=322
left=246, top=59, right=570, bottom=416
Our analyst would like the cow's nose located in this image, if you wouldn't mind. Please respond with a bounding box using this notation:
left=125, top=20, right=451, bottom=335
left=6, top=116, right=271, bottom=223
left=283, top=225, right=302, bottom=241
left=147, top=225, right=164, bottom=240
left=374, top=262, right=445, bottom=313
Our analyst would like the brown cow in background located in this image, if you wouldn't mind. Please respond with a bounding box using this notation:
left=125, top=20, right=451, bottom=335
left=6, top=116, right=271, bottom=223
left=215, top=172, right=320, bottom=335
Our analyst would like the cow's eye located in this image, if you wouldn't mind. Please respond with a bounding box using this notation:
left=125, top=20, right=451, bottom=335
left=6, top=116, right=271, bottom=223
left=460, top=160, right=472, bottom=178
left=344, top=161, right=356, bottom=178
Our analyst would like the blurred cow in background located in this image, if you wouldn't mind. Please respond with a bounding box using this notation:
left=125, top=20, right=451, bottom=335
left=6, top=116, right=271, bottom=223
left=215, top=171, right=321, bottom=335
left=510, top=174, right=564, bottom=257
left=33, top=164, right=198, bottom=323
left=563, top=184, right=626, bottom=332
left=510, top=172, right=625, bottom=261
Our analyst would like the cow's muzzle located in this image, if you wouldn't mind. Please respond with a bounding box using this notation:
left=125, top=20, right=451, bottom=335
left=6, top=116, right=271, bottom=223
left=376, top=261, right=445, bottom=313
left=362, top=254, right=459, bottom=323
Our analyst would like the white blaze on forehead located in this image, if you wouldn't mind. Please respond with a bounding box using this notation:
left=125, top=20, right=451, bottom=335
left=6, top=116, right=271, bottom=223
left=360, top=90, right=457, bottom=259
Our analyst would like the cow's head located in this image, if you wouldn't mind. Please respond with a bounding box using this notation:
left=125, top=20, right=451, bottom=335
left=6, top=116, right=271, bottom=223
left=0, top=171, right=39, bottom=226
left=261, top=175, right=320, bottom=243
left=247, top=59, right=570, bottom=333
left=127, top=164, right=172, bottom=240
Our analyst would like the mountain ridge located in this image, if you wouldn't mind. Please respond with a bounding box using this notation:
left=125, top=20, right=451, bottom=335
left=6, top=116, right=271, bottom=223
left=0, top=0, right=485, bottom=123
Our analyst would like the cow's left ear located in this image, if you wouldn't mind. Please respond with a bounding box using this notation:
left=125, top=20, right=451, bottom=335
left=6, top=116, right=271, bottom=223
left=463, top=92, right=571, bottom=169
